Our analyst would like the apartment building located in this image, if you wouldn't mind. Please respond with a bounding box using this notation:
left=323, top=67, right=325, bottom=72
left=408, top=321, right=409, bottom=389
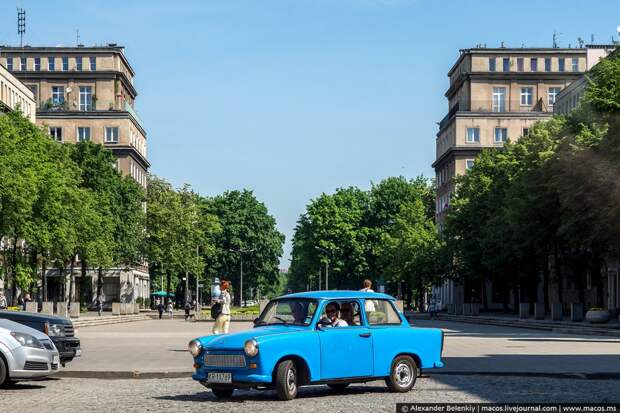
left=433, top=47, right=591, bottom=311
left=0, top=62, right=35, bottom=121
left=0, top=44, right=149, bottom=307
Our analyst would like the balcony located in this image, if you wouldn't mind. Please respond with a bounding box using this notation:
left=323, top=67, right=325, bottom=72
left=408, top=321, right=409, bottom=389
left=438, top=102, right=459, bottom=131
left=38, top=99, right=98, bottom=112
left=124, top=101, right=145, bottom=131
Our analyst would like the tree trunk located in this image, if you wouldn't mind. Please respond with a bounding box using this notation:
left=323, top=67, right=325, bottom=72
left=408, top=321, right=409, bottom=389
left=554, top=242, right=563, bottom=304
left=10, top=237, right=18, bottom=306
left=42, top=257, right=47, bottom=302
left=166, top=270, right=171, bottom=307
left=30, top=248, right=37, bottom=297
left=68, top=256, right=76, bottom=307
left=543, top=253, right=550, bottom=313
left=481, top=278, right=488, bottom=311
left=96, top=267, right=103, bottom=302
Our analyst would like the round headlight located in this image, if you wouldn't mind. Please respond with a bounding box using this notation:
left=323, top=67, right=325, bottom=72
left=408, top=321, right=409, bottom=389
left=244, top=339, right=259, bottom=357
left=188, top=339, right=202, bottom=357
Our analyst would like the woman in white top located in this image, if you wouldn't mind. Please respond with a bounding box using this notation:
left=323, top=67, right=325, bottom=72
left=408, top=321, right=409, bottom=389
left=212, top=280, right=232, bottom=334
left=361, top=279, right=376, bottom=312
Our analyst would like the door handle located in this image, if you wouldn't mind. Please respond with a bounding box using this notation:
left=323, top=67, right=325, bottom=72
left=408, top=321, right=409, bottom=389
left=359, top=332, right=371, bottom=338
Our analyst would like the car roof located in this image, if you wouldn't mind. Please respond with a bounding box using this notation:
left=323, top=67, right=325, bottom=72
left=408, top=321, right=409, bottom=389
left=279, top=290, right=395, bottom=300
left=0, top=318, right=51, bottom=340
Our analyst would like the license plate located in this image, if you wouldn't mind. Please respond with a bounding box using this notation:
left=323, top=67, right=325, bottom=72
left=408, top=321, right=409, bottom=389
left=74, top=349, right=81, bottom=357
left=53, top=355, right=59, bottom=365
left=208, top=372, right=232, bottom=383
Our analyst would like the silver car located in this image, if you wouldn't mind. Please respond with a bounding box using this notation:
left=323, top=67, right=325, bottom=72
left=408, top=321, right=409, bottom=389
left=0, top=318, right=60, bottom=386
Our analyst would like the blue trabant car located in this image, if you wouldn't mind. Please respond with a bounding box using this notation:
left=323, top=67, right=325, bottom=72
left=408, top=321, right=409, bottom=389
left=189, top=291, right=444, bottom=400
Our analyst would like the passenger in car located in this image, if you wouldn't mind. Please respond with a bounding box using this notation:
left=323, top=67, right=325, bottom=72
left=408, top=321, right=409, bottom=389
left=339, top=302, right=357, bottom=326
left=320, top=302, right=348, bottom=327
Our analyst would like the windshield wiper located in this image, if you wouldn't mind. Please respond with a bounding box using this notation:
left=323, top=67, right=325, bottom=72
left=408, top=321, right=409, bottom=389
left=273, top=316, right=289, bottom=325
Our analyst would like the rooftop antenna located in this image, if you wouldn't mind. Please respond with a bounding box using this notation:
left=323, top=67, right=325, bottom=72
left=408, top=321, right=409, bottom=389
left=552, top=30, right=562, bottom=48
left=591, top=34, right=595, bottom=43
left=500, top=41, right=505, bottom=48
left=577, top=37, right=585, bottom=48
left=17, top=8, right=26, bottom=48
left=76, top=29, right=80, bottom=46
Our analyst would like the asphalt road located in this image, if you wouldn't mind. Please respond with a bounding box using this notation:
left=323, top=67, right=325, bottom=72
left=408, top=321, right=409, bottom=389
left=64, top=318, right=620, bottom=376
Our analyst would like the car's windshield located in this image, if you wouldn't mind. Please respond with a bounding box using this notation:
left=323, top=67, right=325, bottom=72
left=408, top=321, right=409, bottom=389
left=256, top=298, right=318, bottom=326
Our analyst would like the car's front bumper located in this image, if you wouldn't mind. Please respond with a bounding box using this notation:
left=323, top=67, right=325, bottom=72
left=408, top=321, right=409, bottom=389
left=51, top=337, right=81, bottom=363
left=191, top=352, right=272, bottom=386
left=8, top=346, right=60, bottom=380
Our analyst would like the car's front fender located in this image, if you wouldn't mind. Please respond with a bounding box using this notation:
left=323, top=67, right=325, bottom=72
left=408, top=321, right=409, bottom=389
left=256, top=330, right=321, bottom=382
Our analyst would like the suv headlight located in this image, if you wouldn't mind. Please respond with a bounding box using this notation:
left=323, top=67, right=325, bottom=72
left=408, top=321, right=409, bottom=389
left=47, top=324, right=65, bottom=337
left=188, top=339, right=202, bottom=357
left=244, top=339, right=259, bottom=357
left=11, top=332, right=44, bottom=349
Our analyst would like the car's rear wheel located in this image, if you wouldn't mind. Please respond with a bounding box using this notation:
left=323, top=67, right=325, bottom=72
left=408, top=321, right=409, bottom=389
left=327, top=383, right=350, bottom=391
left=275, top=359, right=298, bottom=400
left=385, top=355, right=417, bottom=393
left=211, top=387, right=234, bottom=398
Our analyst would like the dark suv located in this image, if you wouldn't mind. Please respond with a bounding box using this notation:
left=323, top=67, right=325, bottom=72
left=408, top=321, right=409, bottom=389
left=0, top=310, right=81, bottom=366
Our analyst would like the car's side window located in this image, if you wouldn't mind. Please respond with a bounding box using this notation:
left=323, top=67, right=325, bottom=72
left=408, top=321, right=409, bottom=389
left=319, top=300, right=361, bottom=327
left=365, top=300, right=402, bottom=325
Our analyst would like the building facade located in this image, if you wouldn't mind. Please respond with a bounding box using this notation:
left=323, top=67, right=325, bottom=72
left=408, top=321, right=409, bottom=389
left=433, top=47, right=594, bottom=311
left=0, top=45, right=150, bottom=307
left=0, top=62, right=35, bottom=121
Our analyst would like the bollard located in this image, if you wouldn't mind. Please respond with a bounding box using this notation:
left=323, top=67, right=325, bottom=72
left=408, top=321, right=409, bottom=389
left=571, top=303, right=584, bottom=322
left=25, top=302, right=38, bottom=313
left=112, top=302, right=121, bottom=316
left=519, top=303, right=529, bottom=319
left=462, top=303, right=472, bottom=315
left=56, top=302, right=68, bottom=318
left=551, top=303, right=563, bottom=321
left=41, top=302, right=54, bottom=315
left=471, top=303, right=480, bottom=316
left=69, top=302, right=80, bottom=319
left=534, top=303, right=545, bottom=320
left=447, top=304, right=455, bottom=314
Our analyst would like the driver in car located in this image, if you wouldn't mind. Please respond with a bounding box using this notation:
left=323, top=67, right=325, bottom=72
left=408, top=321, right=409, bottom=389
left=320, top=302, right=348, bottom=327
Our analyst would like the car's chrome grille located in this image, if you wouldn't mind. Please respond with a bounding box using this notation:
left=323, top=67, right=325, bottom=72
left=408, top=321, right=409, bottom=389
left=204, top=354, right=246, bottom=368
left=63, top=325, right=75, bottom=337
left=24, top=361, right=48, bottom=371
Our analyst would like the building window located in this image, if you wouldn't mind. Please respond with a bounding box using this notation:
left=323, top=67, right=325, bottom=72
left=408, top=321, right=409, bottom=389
left=530, top=58, right=538, bottom=72
left=48, top=57, right=55, bottom=71
left=517, top=57, right=524, bottom=72
left=76, top=56, right=83, bottom=71
left=548, top=87, right=560, bottom=106
left=62, top=56, right=69, bottom=71
left=558, top=58, right=565, bottom=72
left=6, top=57, right=13, bottom=71
left=465, top=159, right=475, bottom=170
left=51, top=86, right=65, bottom=105
left=492, top=87, right=506, bottom=112
left=544, top=58, right=551, bottom=72
left=34, top=57, right=40, bottom=71
left=489, top=58, right=496, bottom=72
left=20, top=57, right=27, bottom=71
left=522, top=127, right=529, bottom=136
left=77, top=127, right=91, bottom=142
left=79, top=86, right=93, bottom=111
left=520, top=87, right=533, bottom=105
left=466, top=127, right=480, bottom=143
left=494, top=127, right=508, bottom=143
left=502, top=58, right=510, bottom=72
left=26, top=85, right=38, bottom=101
left=572, top=57, right=579, bottom=72
left=89, top=56, right=96, bottom=71
left=49, top=127, right=63, bottom=142
left=105, top=127, right=119, bottom=143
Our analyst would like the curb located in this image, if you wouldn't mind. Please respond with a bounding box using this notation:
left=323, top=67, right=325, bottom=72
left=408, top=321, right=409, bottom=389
left=433, top=315, right=620, bottom=337
left=427, top=371, right=620, bottom=380
left=56, top=370, right=192, bottom=379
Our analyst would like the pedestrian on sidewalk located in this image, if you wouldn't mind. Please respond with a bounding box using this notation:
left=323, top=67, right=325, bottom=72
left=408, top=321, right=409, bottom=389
left=167, top=301, right=174, bottom=319
left=0, top=291, right=7, bottom=310
left=96, top=297, right=103, bottom=317
left=212, top=280, right=231, bottom=335
left=157, top=301, right=164, bottom=320
left=360, top=279, right=376, bottom=312
left=184, top=301, right=191, bottom=321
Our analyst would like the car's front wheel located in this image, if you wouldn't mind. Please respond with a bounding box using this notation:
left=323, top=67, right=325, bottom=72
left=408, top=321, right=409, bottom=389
left=275, top=359, right=298, bottom=400
left=385, top=355, right=418, bottom=393
left=211, top=387, right=234, bottom=398
left=0, top=356, right=8, bottom=387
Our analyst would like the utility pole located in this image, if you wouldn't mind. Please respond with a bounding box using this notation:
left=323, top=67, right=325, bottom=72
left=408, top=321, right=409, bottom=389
left=17, top=9, right=25, bottom=48
left=315, top=246, right=331, bottom=290
left=195, top=245, right=199, bottom=309
left=229, top=248, right=254, bottom=306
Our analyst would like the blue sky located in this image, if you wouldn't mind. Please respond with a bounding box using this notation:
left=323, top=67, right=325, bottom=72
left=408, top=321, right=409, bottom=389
left=1, top=0, right=619, bottom=265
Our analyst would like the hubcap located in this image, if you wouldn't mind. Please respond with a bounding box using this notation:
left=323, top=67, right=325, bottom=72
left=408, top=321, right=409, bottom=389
left=287, top=368, right=296, bottom=393
left=394, top=361, right=413, bottom=387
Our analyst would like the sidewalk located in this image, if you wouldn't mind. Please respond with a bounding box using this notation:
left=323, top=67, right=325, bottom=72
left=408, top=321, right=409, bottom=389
left=406, top=311, right=620, bottom=337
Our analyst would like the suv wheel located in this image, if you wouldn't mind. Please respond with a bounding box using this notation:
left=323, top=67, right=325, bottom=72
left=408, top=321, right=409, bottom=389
left=211, top=387, right=234, bottom=398
left=275, top=359, right=298, bottom=400
left=385, top=355, right=417, bottom=393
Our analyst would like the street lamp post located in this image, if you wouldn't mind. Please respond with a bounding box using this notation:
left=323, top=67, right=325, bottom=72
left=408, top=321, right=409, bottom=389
left=230, top=248, right=255, bottom=307
left=315, top=246, right=330, bottom=290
